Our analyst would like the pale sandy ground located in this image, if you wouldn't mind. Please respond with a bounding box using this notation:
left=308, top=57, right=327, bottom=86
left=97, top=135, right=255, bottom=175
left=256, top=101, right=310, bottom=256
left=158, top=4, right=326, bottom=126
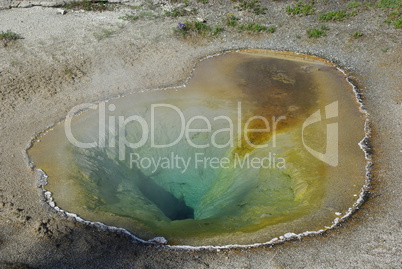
left=0, top=1, right=401, bottom=268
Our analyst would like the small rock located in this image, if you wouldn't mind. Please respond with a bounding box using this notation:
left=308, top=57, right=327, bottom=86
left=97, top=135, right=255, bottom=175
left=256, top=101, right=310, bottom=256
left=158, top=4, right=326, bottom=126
left=148, top=237, right=168, bottom=244
left=41, top=1, right=64, bottom=7
left=57, top=9, right=66, bottom=15
left=284, top=232, right=297, bottom=239
left=18, top=2, right=33, bottom=8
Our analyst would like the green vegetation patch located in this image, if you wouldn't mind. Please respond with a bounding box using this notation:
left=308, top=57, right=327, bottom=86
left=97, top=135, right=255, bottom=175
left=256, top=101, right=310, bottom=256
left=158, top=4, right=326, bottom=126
left=233, top=0, right=268, bottom=15
left=393, top=19, right=402, bottom=28
left=65, top=0, right=113, bottom=11
left=376, top=0, right=402, bottom=9
left=346, top=1, right=362, bottom=9
left=212, top=26, right=224, bottom=35
left=386, top=13, right=402, bottom=28
left=225, top=14, right=274, bottom=33
left=267, top=26, right=276, bottom=33
left=173, top=21, right=222, bottom=37
left=0, top=30, right=22, bottom=41
left=119, top=14, right=139, bottom=21
left=0, top=30, right=22, bottom=46
left=286, top=1, right=315, bottom=16
left=351, top=31, right=364, bottom=38
left=306, top=25, right=329, bottom=38
left=94, top=28, right=115, bottom=41
left=384, top=6, right=402, bottom=28
left=318, top=10, right=355, bottom=21
left=226, top=14, right=240, bottom=26
left=237, top=23, right=268, bottom=32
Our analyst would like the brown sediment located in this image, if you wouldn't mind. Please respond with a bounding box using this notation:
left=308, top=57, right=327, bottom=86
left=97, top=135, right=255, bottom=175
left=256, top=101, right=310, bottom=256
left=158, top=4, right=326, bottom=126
left=230, top=52, right=320, bottom=157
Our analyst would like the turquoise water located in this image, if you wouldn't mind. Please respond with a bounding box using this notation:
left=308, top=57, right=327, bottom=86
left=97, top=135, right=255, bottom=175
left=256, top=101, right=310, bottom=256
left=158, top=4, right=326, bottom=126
left=68, top=100, right=323, bottom=235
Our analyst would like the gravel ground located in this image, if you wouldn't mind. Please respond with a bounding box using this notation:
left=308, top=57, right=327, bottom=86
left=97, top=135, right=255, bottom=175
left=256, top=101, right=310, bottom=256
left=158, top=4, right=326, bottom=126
left=0, top=0, right=401, bottom=268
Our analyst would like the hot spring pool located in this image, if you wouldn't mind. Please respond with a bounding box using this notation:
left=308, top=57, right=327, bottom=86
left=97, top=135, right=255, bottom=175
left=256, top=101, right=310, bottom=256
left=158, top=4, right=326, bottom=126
left=28, top=49, right=368, bottom=246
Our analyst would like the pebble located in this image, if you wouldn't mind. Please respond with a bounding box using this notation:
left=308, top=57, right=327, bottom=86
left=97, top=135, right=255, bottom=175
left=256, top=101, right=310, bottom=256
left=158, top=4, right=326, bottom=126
left=57, top=9, right=66, bottom=15
left=148, top=237, right=168, bottom=244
